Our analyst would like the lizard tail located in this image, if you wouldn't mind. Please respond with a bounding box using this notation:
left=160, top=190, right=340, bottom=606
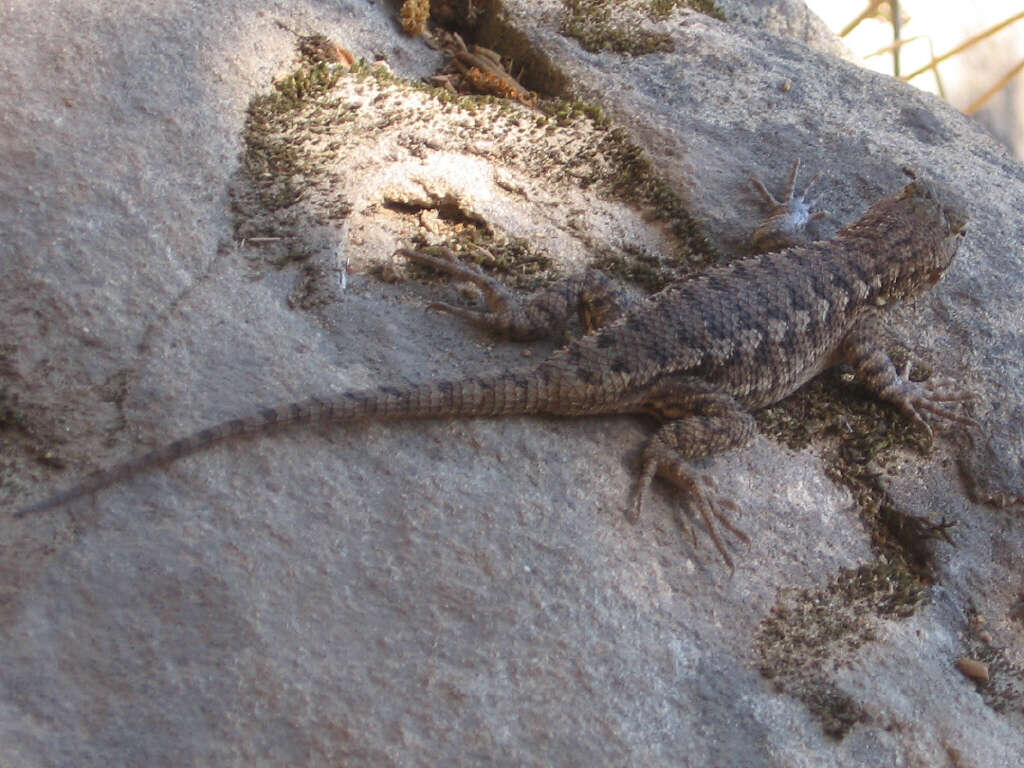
left=13, top=371, right=553, bottom=517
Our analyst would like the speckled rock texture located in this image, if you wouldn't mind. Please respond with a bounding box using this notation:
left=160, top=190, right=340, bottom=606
left=2, top=1, right=1022, bottom=765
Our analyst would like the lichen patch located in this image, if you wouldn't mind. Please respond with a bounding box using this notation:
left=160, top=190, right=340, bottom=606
left=231, top=54, right=716, bottom=308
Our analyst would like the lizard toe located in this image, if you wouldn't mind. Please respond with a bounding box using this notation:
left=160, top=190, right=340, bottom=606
left=633, top=453, right=748, bottom=568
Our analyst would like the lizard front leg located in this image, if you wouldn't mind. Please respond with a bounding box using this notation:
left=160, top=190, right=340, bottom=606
left=396, top=246, right=636, bottom=340
left=632, top=383, right=757, bottom=567
left=749, top=157, right=827, bottom=252
left=842, top=312, right=979, bottom=436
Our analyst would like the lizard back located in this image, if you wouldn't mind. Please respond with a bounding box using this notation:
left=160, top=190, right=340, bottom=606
left=556, top=177, right=968, bottom=410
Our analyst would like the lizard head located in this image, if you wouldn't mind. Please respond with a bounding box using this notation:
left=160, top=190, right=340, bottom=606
left=872, top=178, right=969, bottom=305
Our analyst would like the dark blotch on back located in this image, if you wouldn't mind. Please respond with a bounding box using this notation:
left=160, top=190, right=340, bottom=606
left=626, top=313, right=651, bottom=336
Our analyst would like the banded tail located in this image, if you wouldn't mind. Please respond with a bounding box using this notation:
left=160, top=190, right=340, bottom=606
left=13, top=371, right=560, bottom=518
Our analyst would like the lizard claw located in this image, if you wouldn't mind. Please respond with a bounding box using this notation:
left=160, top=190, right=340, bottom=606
left=405, top=248, right=485, bottom=318
left=750, top=158, right=828, bottom=252
left=887, top=362, right=980, bottom=435
left=398, top=246, right=514, bottom=315
left=751, top=158, right=822, bottom=209
left=423, top=301, right=491, bottom=325
left=396, top=246, right=484, bottom=278
left=631, top=456, right=749, bottom=569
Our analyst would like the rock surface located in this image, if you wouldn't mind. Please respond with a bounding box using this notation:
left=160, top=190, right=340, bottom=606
left=2, top=1, right=1023, bottom=765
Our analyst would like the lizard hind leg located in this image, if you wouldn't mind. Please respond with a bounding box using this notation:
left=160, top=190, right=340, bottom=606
left=629, top=401, right=757, bottom=568
left=396, top=246, right=634, bottom=341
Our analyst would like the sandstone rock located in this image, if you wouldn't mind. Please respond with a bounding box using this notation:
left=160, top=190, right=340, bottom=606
left=2, top=1, right=1022, bottom=765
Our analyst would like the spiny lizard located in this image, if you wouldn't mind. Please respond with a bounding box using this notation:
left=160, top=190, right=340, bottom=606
left=12, top=164, right=976, bottom=565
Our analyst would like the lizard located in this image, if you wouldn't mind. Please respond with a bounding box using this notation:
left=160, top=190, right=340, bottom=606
left=11, top=163, right=977, bottom=566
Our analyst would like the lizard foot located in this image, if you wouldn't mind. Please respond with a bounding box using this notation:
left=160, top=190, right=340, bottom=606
left=396, top=246, right=511, bottom=311
left=630, top=450, right=749, bottom=569
left=396, top=246, right=535, bottom=334
left=750, top=157, right=827, bottom=252
left=397, top=246, right=633, bottom=341
left=883, top=361, right=980, bottom=437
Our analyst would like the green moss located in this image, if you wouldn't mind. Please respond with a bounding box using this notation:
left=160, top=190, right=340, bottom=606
left=561, top=0, right=725, bottom=56
left=238, top=61, right=347, bottom=223
left=753, top=353, right=964, bottom=739
left=799, top=682, right=866, bottom=740
left=755, top=356, right=953, bottom=578
left=755, top=561, right=928, bottom=739
left=651, top=0, right=723, bottom=20
left=250, top=62, right=343, bottom=118
left=233, top=34, right=716, bottom=292
left=534, top=101, right=717, bottom=287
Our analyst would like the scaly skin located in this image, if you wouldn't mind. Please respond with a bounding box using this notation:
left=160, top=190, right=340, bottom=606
left=13, top=169, right=975, bottom=565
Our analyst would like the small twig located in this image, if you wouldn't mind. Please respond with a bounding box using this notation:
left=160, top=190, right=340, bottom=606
left=927, top=38, right=946, bottom=100
left=902, top=10, right=1024, bottom=82
left=864, top=35, right=924, bottom=59
left=840, top=0, right=884, bottom=38
left=965, top=57, right=1024, bottom=115
left=890, top=0, right=901, bottom=78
